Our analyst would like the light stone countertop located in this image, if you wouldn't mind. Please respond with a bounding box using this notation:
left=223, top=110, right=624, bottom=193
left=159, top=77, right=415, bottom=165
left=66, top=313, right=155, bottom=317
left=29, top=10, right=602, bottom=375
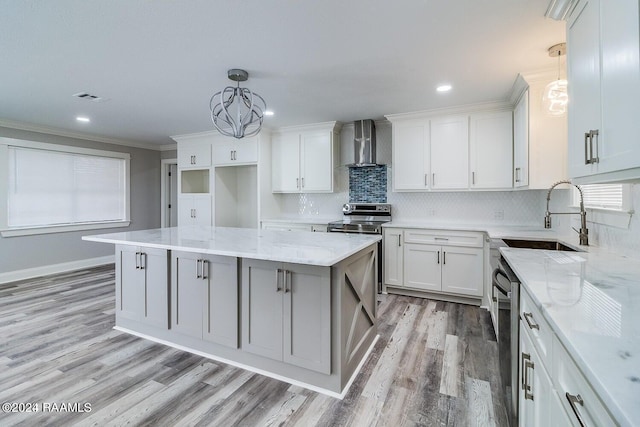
left=501, top=247, right=640, bottom=426
left=261, top=216, right=341, bottom=225
left=83, top=226, right=381, bottom=267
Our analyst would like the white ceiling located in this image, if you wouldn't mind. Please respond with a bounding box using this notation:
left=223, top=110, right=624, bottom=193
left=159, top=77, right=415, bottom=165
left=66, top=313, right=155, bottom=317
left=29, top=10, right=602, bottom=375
left=0, top=1, right=565, bottom=147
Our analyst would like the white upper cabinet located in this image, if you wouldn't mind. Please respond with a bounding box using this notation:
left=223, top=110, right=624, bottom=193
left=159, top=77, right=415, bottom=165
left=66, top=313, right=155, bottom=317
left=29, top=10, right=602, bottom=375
left=567, top=0, right=640, bottom=183
left=430, top=115, right=469, bottom=190
left=212, top=136, right=258, bottom=166
left=271, top=122, right=340, bottom=193
left=513, top=90, right=529, bottom=188
left=470, top=111, right=513, bottom=189
left=392, top=121, right=430, bottom=190
left=176, top=138, right=212, bottom=169
left=388, top=108, right=512, bottom=191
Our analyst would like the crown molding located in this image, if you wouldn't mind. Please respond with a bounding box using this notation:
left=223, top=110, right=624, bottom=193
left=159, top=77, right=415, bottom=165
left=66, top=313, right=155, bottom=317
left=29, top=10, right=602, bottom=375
left=385, top=100, right=512, bottom=122
left=0, top=118, right=172, bottom=151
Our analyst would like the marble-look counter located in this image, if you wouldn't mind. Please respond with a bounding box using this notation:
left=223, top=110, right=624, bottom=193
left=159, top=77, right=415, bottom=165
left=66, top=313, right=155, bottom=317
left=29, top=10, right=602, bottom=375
left=261, top=216, right=340, bottom=225
left=501, top=247, right=640, bottom=426
left=83, top=226, right=381, bottom=267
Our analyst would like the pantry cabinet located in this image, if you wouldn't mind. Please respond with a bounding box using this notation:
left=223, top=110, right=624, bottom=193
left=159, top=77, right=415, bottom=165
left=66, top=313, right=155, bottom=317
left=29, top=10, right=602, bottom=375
left=567, top=0, right=640, bottom=183
left=171, top=251, right=238, bottom=348
left=116, top=245, right=169, bottom=328
left=241, top=258, right=331, bottom=374
left=271, top=122, right=340, bottom=193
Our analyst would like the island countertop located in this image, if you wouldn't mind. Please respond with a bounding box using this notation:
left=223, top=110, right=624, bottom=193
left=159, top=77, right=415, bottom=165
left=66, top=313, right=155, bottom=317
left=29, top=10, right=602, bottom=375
left=501, top=247, right=640, bottom=426
left=83, top=226, right=381, bottom=266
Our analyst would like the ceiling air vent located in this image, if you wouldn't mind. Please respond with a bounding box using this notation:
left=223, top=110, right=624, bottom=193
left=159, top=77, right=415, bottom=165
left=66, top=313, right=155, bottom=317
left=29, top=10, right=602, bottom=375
left=72, top=92, right=108, bottom=103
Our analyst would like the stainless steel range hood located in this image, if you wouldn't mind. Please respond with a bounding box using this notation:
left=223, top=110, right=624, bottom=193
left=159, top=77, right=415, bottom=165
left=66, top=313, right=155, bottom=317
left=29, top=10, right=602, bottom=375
left=349, top=119, right=380, bottom=167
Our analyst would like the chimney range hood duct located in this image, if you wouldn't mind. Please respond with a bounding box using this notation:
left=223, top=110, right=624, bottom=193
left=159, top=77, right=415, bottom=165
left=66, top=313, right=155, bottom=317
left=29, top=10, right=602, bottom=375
left=350, top=119, right=380, bottom=167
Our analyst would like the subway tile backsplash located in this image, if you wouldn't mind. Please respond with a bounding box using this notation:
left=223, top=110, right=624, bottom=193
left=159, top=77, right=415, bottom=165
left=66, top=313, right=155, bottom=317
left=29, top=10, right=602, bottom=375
left=349, top=165, right=387, bottom=203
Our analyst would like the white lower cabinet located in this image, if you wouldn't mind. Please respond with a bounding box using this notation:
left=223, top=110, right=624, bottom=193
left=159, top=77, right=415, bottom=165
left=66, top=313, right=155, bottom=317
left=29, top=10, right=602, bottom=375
left=383, top=228, right=404, bottom=287
left=384, top=228, right=484, bottom=299
left=116, top=245, right=169, bottom=328
left=519, top=286, right=615, bottom=426
left=519, top=319, right=569, bottom=427
left=241, top=259, right=331, bottom=374
left=171, top=251, right=238, bottom=348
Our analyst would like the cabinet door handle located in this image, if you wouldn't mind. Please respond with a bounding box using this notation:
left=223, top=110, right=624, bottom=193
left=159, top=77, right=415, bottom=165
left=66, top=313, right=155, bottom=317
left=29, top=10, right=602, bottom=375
left=196, top=259, right=202, bottom=279
left=135, top=252, right=140, bottom=269
left=424, top=174, right=428, bottom=187
left=301, top=177, right=304, bottom=188
left=432, top=173, right=435, bottom=186
left=397, top=234, right=401, bottom=247
left=443, top=251, right=446, bottom=265
left=515, top=167, right=521, bottom=183
left=523, top=312, right=540, bottom=330
left=565, top=392, right=586, bottom=427
left=437, top=251, right=440, bottom=264
left=590, top=129, right=599, bottom=164
left=202, top=260, right=209, bottom=280
left=276, top=268, right=283, bottom=292
left=472, top=171, right=475, bottom=185
left=296, top=178, right=299, bottom=189
left=521, top=352, right=534, bottom=400
left=139, top=252, right=146, bottom=270
left=230, top=150, right=233, bottom=161
left=284, top=270, right=291, bottom=293
left=584, top=132, right=591, bottom=164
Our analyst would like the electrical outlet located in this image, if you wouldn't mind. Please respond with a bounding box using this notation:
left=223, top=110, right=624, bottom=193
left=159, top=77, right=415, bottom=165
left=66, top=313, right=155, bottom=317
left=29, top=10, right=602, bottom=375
left=494, top=210, right=505, bottom=220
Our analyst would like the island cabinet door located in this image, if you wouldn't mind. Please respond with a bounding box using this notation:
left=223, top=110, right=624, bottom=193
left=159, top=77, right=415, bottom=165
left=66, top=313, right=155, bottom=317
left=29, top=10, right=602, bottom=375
left=282, top=263, right=331, bottom=375
left=203, top=255, right=238, bottom=348
left=172, top=252, right=205, bottom=339
left=241, top=259, right=284, bottom=361
left=117, top=245, right=168, bottom=327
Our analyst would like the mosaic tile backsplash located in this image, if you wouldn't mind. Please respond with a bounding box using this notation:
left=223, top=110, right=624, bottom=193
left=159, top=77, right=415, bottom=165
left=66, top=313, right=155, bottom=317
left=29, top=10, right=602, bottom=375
left=349, top=165, right=387, bottom=203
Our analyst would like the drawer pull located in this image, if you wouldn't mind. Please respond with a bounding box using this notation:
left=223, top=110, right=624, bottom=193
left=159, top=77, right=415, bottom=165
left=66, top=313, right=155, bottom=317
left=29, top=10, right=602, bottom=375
left=434, top=237, right=449, bottom=241
left=566, top=392, right=586, bottom=427
left=523, top=312, right=540, bottom=330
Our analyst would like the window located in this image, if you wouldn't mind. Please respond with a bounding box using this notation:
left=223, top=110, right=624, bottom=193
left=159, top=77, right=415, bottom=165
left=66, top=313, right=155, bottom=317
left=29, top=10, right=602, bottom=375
left=1, top=138, right=130, bottom=236
left=572, top=183, right=634, bottom=229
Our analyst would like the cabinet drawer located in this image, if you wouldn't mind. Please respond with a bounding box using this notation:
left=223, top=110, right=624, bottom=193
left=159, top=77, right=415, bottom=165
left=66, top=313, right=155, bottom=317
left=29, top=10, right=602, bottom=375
left=403, top=229, right=483, bottom=248
left=552, top=335, right=616, bottom=427
left=520, top=288, right=553, bottom=367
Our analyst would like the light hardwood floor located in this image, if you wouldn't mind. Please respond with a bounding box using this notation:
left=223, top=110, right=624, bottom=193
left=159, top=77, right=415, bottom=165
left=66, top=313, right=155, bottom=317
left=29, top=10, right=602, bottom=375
left=0, top=265, right=507, bottom=426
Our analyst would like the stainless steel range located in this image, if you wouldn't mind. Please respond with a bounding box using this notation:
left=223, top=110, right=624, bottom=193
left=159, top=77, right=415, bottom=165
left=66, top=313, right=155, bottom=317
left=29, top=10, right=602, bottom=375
left=328, top=203, right=391, bottom=292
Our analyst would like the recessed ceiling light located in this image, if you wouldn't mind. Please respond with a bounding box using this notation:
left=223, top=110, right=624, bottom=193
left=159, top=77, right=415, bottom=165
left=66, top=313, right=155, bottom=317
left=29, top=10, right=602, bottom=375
left=264, top=110, right=274, bottom=116
left=436, top=85, right=452, bottom=93
left=76, top=116, right=90, bottom=123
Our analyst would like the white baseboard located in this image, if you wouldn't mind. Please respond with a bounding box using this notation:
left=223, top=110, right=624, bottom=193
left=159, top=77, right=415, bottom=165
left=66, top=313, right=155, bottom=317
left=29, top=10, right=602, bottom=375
left=0, top=255, right=114, bottom=285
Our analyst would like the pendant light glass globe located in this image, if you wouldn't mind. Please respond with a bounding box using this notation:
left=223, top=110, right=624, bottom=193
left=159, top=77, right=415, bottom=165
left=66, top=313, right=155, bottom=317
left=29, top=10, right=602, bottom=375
left=543, top=79, right=568, bottom=116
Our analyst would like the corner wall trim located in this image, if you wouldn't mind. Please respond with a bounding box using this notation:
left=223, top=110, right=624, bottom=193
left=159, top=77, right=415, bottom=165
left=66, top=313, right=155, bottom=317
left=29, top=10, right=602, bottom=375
left=0, top=255, right=115, bottom=285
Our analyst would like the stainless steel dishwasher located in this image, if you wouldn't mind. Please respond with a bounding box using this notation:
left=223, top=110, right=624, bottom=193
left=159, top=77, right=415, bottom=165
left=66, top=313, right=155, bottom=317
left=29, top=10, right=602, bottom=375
left=492, top=256, right=521, bottom=427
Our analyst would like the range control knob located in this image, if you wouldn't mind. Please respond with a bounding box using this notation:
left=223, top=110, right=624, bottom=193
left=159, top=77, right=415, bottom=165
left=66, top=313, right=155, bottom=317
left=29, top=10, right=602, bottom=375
left=342, top=203, right=351, bottom=213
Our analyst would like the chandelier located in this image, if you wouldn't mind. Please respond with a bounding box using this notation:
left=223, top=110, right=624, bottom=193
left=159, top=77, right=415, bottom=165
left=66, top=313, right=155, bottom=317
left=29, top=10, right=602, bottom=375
left=542, top=43, right=568, bottom=117
left=210, top=69, right=267, bottom=139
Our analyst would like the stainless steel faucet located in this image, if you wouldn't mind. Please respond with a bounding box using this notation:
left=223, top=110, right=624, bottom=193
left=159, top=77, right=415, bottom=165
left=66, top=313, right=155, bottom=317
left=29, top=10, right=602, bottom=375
left=544, top=180, right=589, bottom=246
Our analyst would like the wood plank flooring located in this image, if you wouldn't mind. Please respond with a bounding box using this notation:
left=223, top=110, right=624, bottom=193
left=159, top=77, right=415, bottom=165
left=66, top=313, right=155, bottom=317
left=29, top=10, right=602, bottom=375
left=0, top=265, right=508, bottom=426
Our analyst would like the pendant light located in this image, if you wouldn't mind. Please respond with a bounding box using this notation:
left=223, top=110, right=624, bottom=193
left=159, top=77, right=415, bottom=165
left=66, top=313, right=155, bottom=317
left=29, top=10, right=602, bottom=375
left=543, top=43, right=568, bottom=117
left=210, top=69, right=267, bottom=139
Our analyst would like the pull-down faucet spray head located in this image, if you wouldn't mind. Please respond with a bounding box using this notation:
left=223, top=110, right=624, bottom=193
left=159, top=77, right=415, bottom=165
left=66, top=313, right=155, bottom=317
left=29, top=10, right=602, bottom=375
left=544, top=180, right=589, bottom=245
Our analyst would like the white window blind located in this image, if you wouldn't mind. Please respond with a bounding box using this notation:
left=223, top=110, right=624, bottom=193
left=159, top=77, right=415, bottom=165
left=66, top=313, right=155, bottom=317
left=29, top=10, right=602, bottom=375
left=578, top=184, right=624, bottom=210
left=8, top=146, right=127, bottom=227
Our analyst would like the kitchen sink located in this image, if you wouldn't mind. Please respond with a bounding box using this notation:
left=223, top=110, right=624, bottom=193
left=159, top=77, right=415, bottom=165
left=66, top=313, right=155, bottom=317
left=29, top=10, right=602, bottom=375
left=502, top=239, right=579, bottom=252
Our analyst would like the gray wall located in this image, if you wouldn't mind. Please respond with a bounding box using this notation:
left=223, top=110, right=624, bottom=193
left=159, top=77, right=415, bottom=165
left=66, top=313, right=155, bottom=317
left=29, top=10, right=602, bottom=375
left=0, top=126, right=162, bottom=273
left=161, top=149, right=177, bottom=159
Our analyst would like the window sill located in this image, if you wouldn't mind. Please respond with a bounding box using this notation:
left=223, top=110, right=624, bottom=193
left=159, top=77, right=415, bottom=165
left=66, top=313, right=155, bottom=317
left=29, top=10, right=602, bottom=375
left=570, top=206, right=633, bottom=229
left=0, top=220, right=131, bottom=237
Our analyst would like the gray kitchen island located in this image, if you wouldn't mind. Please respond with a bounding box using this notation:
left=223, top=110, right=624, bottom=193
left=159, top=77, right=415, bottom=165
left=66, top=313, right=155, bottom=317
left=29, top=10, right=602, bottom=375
left=83, top=225, right=380, bottom=397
